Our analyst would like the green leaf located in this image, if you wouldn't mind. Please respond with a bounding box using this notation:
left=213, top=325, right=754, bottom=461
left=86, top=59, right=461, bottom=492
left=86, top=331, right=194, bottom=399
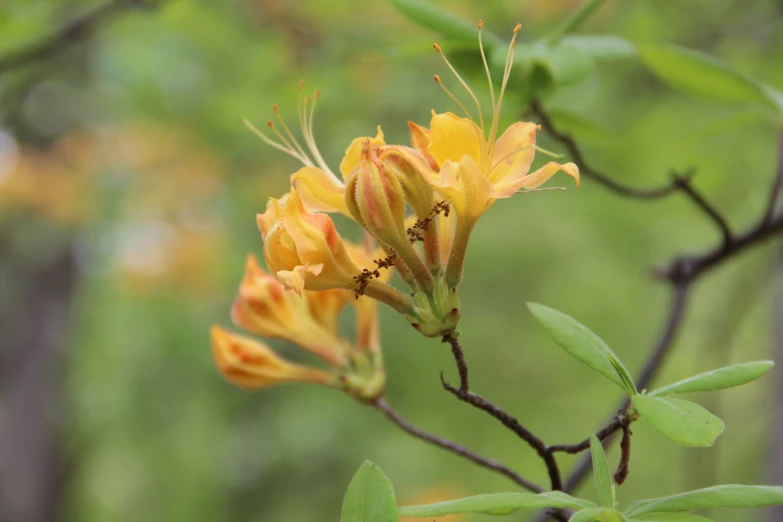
left=560, top=35, right=636, bottom=61
left=625, top=485, right=783, bottom=517
left=590, top=435, right=614, bottom=508
left=650, top=361, right=775, bottom=397
left=571, top=509, right=631, bottom=522
left=398, top=491, right=597, bottom=517
left=387, top=0, right=503, bottom=47
left=630, top=514, right=713, bottom=522
left=340, top=461, right=397, bottom=522
left=570, top=508, right=606, bottom=521
left=527, top=303, right=636, bottom=394
left=638, top=44, right=775, bottom=110
left=631, top=395, right=724, bottom=447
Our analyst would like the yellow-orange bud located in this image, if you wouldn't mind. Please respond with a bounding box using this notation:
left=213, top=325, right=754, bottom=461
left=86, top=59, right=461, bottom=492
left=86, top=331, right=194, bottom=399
left=231, top=255, right=349, bottom=366
left=345, top=140, right=408, bottom=248
left=211, top=326, right=333, bottom=390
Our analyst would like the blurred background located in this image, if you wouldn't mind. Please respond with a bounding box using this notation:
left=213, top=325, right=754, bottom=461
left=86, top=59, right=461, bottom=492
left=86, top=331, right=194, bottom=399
left=1, top=0, right=782, bottom=521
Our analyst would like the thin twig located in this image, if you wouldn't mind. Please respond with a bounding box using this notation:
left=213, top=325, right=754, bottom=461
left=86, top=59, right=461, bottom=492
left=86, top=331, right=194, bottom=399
left=440, top=336, right=565, bottom=493
left=0, top=0, right=156, bottom=76
left=763, top=133, right=783, bottom=225
left=671, top=170, right=734, bottom=246
left=373, top=398, right=544, bottom=494
left=614, top=422, right=632, bottom=485
left=547, top=409, right=627, bottom=454
left=529, top=100, right=681, bottom=200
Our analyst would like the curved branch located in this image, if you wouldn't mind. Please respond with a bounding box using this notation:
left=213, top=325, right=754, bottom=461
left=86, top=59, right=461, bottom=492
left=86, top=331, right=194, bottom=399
left=0, top=0, right=158, bottom=76
left=374, top=399, right=544, bottom=494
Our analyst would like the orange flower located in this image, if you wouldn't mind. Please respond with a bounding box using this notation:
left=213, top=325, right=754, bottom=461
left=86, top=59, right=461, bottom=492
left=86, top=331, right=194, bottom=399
left=231, top=255, right=350, bottom=366
left=211, top=326, right=333, bottom=390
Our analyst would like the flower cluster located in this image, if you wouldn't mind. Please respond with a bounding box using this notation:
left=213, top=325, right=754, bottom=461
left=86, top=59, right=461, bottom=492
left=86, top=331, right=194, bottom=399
left=212, top=254, right=386, bottom=401
left=212, top=21, right=579, bottom=395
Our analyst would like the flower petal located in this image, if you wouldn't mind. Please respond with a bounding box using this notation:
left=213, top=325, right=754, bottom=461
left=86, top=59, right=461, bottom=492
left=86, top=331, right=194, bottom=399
left=290, top=166, right=351, bottom=217
left=489, top=122, right=539, bottom=184
left=517, top=161, right=580, bottom=191
left=427, top=112, right=482, bottom=167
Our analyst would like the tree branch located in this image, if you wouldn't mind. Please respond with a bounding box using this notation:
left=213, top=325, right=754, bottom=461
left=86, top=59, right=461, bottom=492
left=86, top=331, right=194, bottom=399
left=440, top=335, right=566, bottom=495
left=763, top=133, right=783, bottom=225
left=529, top=100, right=682, bottom=200
left=373, top=398, right=544, bottom=494
left=0, top=0, right=157, bottom=76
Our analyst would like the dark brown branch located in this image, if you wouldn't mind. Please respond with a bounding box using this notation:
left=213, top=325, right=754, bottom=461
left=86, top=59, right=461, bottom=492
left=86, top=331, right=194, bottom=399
left=440, top=336, right=565, bottom=494
left=613, top=423, right=632, bottom=485
left=660, top=214, right=783, bottom=285
left=671, top=170, right=733, bottom=246
left=561, top=285, right=690, bottom=494
left=763, top=133, right=783, bottom=225
left=529, top=100, right=681, bottom=200
left=547, top=408, right=628, bottom=454
left=373, top=398, right=544, bottom=494
left=0, top=0, right=157, bottom=76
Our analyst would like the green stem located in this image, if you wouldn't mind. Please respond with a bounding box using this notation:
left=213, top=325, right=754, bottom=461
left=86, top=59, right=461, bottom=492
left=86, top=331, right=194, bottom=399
left=548, top=0, right=607, bottom=45
left=444, top=217, right=476, bottom=289
left=362, top=280, right=416, bottom=316
left=396, top=240, right=436, bottom=294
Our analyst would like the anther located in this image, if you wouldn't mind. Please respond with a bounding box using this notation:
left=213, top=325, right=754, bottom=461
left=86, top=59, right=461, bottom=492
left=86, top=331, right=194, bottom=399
left=267, top=120, right=274, bottom=128
left=433, top=43, right=442, bottom=53
left=478, top=19, right=484, bottom=29
left=298, top=80, right=304, bottom=90
left=315, top=90, right=320, bottom=99
left=273, top=103, right=279, bottom=113
left=433, top=74, right=442, bottom=84
left=513, top=23, right=521, bottom=33
left=304, top=95, right=311, bottom=105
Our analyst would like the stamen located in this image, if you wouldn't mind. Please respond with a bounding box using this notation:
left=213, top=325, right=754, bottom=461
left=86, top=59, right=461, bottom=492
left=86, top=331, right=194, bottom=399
left=434, top=75, right=472, bottom=120
left=273, top=103, right=309, bottom=160
left=244, top=119, right=310, bottom=164
left=434, top=41, right=486, bottom=157
left=478, top=19, right=496, bottom=146
left=268, top=119, right=311, bottom=165
left=534, top=145, right=564, bottom=159
left=516, top=186, right=567, bottom=194
left=487, top=24, right=522, bottom=165
left=304, top=90, right=339, bottom=179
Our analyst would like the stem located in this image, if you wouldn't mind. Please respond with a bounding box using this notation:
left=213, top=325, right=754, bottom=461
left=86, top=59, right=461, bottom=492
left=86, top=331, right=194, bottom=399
left=373, top=399, right=544, bottom=494
left=361, top=280, right=416, bottom=316
left=441, top=335, right=564, bottom=492
left=444, top=217, right=476, bottom=288
left=548, top=0, right=608, bottom=45
left=396, top=240, right=436, bottom=294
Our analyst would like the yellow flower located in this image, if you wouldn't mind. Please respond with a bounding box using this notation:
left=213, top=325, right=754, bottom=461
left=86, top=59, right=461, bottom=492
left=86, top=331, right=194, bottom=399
left=231, top=255, right=349, bottom=366
left=424, top=112, right=579, bottom=220
left=211, top=326, right=334, bottom=390
left=304, top=288, right=352, bottom=337
left=416, top=22, right=580, bottom=286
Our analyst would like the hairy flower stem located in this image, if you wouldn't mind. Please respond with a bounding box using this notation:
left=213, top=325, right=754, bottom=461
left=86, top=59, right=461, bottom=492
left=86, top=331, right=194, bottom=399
left=444, top=217, right=476, bottom=288
left=361, top=280, right=416, bottom=317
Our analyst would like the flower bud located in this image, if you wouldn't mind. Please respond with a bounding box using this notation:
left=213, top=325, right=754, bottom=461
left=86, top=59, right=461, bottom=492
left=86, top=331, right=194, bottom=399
left=211, top=326, right=334, bottom=389
left=231, top=255, right=349, bottom=366
left=380, top=146, right=435, bottom=220
left=339, top=126, right=385, bottom=180
left=346, top=140, right=408, bottom=248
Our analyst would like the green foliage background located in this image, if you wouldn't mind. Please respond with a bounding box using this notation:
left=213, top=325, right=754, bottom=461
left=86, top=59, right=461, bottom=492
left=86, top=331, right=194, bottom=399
left=1, top=0, right=782, bottom=521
